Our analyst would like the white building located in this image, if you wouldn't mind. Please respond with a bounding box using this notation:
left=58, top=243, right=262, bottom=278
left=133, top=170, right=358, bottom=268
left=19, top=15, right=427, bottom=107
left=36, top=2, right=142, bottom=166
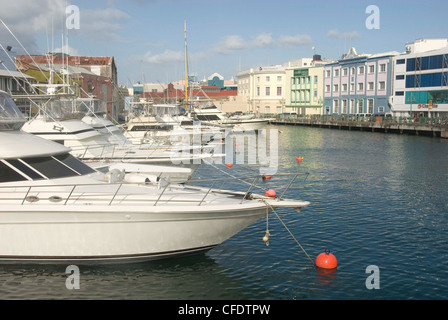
left=237, top=64, right=287, bottom=114
left=390, top=38, right=448, bottom=118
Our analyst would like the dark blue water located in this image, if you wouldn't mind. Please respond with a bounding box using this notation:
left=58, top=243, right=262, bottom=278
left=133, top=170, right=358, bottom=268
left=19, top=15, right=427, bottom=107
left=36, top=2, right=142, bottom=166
left=1, top=125, right=447, bottom=300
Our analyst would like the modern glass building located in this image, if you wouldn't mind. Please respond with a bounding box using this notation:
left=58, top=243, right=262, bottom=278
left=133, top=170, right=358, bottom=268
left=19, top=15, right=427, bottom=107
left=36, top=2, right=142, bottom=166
left=390, top=38, right=448, bottom=118
left=323, top=48, right=398, bottom=116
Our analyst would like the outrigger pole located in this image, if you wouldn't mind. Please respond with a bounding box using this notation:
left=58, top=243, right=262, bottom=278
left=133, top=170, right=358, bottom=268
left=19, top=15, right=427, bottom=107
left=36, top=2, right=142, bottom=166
left=184, top=20, right=188, bottom=111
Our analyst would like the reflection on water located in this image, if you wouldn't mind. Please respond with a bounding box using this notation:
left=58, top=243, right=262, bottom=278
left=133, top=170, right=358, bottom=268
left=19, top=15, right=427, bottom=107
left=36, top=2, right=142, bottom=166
left=1, top=125, right=448, bottom=300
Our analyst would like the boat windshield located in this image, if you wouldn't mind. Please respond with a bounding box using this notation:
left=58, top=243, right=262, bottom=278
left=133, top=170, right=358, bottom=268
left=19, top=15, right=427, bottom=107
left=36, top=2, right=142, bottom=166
left=0, top=92, right=27, bottom=130
left=0, top=153, right=95, bottom=183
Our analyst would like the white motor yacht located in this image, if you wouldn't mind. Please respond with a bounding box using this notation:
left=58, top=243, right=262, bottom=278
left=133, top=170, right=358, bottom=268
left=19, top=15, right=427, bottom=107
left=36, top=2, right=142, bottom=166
left=20, top=96, right=222, bottom=178
left=0, top=90, right=310, bottom=264
left=192, top=99, right=272, bottom=131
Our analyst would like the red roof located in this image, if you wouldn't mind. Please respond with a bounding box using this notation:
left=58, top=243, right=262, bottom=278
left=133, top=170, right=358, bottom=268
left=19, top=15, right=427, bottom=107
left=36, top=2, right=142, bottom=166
left=16, top=55, right=114, bottom=66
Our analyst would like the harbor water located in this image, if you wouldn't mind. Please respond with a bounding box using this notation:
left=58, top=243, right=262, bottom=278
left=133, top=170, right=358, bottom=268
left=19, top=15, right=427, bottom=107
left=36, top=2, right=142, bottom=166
left=1, top=124, right=447, bottom=300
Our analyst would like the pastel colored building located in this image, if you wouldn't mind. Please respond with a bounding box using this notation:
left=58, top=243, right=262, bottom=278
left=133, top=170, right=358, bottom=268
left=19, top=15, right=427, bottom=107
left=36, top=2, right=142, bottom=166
left=285, top=56, right=330, bottom=115
left=323, top=48, right=399, bottom=116
left=237, top=64, right=286, bottom=114
left=390, top=38, right=448, bottom=118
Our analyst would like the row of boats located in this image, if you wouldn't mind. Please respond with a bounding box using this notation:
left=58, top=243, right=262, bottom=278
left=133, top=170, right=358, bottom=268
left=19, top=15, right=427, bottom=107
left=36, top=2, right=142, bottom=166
left=0, top=89, right=310, bottom=264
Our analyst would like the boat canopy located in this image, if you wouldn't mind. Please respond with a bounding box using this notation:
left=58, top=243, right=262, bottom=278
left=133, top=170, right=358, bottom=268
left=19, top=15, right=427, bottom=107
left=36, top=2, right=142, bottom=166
left=0, top=91, right=27, bottom=131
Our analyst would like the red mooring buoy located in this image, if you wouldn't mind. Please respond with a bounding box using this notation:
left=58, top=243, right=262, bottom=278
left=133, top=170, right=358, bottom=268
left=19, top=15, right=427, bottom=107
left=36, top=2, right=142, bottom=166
left=262, top=175, right=271, bottom=180
left=315, top=250, right=338, bottom=270
left=296, top=156, right=303, bottom=162
left=226, top=163, right=233, bottom=169
left=264, top=189, right=276, bottom=198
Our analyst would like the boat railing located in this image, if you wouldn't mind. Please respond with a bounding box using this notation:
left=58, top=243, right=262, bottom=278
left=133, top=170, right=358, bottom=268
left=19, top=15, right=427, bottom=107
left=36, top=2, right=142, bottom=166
left=0, top=172, right=308, bottom=207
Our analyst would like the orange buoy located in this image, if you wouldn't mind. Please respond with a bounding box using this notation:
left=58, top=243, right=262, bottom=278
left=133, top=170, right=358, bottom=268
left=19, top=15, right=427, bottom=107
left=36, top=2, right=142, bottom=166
left=296, top=156, right=303, bottom=162
left=262, top=175, right=271, bottom=180
left=264, top=189, right=276, bottom=197
left=226, top=163, right=233, bottom=169
left=315, top=250, right=337, bottom=270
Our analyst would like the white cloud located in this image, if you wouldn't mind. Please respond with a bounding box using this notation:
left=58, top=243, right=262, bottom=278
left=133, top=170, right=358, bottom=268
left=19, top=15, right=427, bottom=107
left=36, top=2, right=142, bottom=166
left=143, top=49, right=184, bottom=64
left=327, top=29, right=361, bottom=40
left=78, top=7, right=130, bottom=42
left=277, top=34, right=313, bottom=46
left=253, top=33, right=274, bottom=48
left=212, top=35, right=247, bottom=55
left=53, top=44, right=79, bottom=56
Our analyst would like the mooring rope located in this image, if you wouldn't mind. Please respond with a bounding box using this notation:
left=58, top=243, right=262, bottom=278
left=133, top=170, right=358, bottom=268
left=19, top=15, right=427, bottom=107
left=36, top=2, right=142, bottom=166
left=262, top=200, right=316, bottom=268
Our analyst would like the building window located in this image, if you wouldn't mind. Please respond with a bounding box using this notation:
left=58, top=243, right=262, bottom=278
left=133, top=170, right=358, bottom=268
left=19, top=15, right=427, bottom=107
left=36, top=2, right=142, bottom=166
left=368, top=99, right=374, bottom=114
left=265, top=106, right=270, bottom=113
left=343, top=68, right=348, bottom=76
left=277, top=87, right=282, bottom=96
left=342, top=83, right=347, bottom=92
left=277, top=76, right=282, bottom=82
left=265, top=87, right=270, bottom=96
left=257, top=86, right=260, bottom=96
left=395, top=91, right=404, bottom=96
left=378, top=106, right=385, bottom=113
left=350, top=83, right=355, bottom=92
left=266, top=76, right=270, bottom=82
left=257, top=76, right=260, bottom=83
left=350, top=99, right=355, bottom=114
left=333, top=99, right=339, bottom=113
left=333, top=84, right=339, bottom=92
left=396, top=59, right=405, bottom=65
left=325, top=85, right=330, bottom=93
left=358, top=66, right=365, bottom=75
left=342, top=99, right=347, bottom=114
left=326, top=70, right=331, bottom=77
left=358, top=83, right=364, bottom=91
left=369, top=65, right=375, bottom=73
left=379, top=81, right=386, bottom=90
left=368, top=82, right=374, bottom=90
left=357, top=99, right=364, bottom=113
left=314, top=76, right=318, bottom=84
left=334, top=69, right=339, bottom=77
left=351, top=67, right=356, bottom=75
left=396, top=75, right=405, bottom=80
left=380, top=64, right=386, bottom=72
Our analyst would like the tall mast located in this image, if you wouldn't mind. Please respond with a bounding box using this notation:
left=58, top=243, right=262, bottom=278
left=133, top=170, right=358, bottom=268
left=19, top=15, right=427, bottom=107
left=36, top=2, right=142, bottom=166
left=184, top=20, right=188, bottom=110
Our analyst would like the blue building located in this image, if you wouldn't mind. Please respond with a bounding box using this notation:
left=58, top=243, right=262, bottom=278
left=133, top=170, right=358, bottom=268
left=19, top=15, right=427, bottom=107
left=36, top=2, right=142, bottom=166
left=323, top=48, right=399, bottom=116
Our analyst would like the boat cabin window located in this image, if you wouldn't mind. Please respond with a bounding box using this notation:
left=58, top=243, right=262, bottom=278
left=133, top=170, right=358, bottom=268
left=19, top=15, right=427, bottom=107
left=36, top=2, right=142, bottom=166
left=23, top=154, right=94, bottom=179
left=53, top=154, right=95, bottom=175
left=0, top=161, right=28, bottom=182
left=0, top=154, right=95, bottom=183
left=195, top=115, right=221, bottom=121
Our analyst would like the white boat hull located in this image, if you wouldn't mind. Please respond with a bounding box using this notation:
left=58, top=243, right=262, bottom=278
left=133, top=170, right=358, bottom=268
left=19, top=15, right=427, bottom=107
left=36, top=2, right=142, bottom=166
left=0, top=205, right=267, bottom=264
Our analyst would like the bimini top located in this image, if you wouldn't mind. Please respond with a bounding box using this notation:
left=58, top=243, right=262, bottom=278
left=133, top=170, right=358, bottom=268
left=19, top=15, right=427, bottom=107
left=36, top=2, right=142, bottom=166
left=0, top=90, right=27, bottom=131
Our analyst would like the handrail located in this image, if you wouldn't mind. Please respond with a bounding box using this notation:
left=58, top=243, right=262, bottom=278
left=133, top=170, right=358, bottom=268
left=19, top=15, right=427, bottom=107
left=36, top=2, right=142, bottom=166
left=0, top=172, right=309, bottom=207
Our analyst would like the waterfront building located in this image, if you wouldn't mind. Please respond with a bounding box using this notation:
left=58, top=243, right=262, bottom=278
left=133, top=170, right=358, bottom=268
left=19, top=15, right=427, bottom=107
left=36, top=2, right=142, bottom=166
left=16, top=54, right=122, bottom=120
left=323, top=48, right=399, bottom=116
left=237, top=64, right=286, bottom=114
left=285, top=56, right=330, bottom=116
left=0, top=46, right=35, bottom=95
left=390, top=38, right=448, bottom=119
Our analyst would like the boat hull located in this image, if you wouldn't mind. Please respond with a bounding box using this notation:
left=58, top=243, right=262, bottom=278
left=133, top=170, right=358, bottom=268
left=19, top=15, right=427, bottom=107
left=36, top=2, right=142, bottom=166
left=0, top=205, right=267, bottom=264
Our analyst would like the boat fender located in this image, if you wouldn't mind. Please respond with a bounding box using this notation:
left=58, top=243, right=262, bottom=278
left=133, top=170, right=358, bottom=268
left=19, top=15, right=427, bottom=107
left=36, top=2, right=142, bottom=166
left=123, top=173, right=157, bottom=185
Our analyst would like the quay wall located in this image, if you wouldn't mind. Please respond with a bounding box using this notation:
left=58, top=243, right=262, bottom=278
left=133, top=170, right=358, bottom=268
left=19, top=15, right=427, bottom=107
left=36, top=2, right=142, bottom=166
left=262, top=115, right=448, bottom=138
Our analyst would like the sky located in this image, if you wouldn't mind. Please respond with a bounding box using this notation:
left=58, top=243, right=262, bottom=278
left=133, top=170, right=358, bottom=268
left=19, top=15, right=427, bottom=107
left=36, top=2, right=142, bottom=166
left=1, top=0, right=447, bottom=87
